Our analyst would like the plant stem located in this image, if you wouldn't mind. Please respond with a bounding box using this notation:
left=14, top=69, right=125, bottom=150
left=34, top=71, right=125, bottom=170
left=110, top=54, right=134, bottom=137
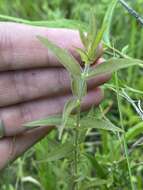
left=73, top=105, right=81, bottom=190
left=104, top=42, right=129, bottom=58
left=72, top=64, right=89, bottom=190
left=115, top=72, right=135, bottom=190
left=119, top=0, right=143, bottom=26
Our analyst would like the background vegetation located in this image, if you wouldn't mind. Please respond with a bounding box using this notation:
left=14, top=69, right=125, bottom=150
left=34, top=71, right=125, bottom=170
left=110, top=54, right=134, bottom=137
left=0, top=0, right=143, bottom=189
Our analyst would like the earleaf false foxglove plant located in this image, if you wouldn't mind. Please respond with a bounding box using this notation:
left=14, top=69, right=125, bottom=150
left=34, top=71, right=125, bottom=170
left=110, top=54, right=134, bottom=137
left=24, top=3, right=143, bottom=189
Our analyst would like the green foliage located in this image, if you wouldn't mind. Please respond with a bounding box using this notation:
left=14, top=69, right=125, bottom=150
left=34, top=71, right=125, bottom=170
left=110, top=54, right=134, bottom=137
left=38, top=36, right=82, bottom=77
left=59, top=98, right=79, bottom=138
left=24, top=115, right=62, bottom=128
left=86, top=154, right=108, bottom=179
left=0, top=14, right=87, bottom=30
left=87, top=58, right=142, bottom=79
left=39, top=142, right=74, bottom=162
left=80, top=117, right=123, bottom=132
left=34, top=5, right=141, bottom=190
left=1, top=0, right=143, bottom=190
left=103, top=0, right=118, bottom=46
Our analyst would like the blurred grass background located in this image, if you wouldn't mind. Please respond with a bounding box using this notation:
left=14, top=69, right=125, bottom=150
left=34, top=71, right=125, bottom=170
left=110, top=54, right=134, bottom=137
left=0, top=0, right=143, bottom=189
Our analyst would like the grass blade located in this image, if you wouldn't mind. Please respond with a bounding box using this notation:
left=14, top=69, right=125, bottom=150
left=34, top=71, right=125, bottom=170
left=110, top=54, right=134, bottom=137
left=0, top=14, right=87, bottom=30
left=103, top=0, right=118, bottom=45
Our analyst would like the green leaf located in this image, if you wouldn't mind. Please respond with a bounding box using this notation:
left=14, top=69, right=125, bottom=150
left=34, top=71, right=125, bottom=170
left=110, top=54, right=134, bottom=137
left=116, top=122, right=143, bottom=153
left=33, top=19, right=87, bottom=30
left=87, top=10, right=97, bottom=45
left=21, top=176, right=42, bottom=188
left=124, top=122, right=143, bottom=142
left=121, top=45, right=129, bottom=54
left=85, top=10, right=105, bottom=63
left=86, top=58, right=142, bottom=80
left=80, top=118, right=123, bottom=133
left=78, top=128, right=87, bottom=144
left=38, top=36, right=82, bottom=77
left=59, top=98, right=79, bottom=139
left=38, top=142, right=74, bottom=162
left=79, top=29, right=88, bottom=48
left=81, top=178, right=108, bottom=190
left=88, top=24, right=107, bottom=61
left=71, top=76, right=87, bottom=97
left=63, top=98, right=78, bottom=122
left=86, top=154, right=107, bottom=179
left=75, top=47, right=89, bottom=64
left=0, top=14, right=87, bottom=30
left=24, top=115, right=76, bottom=130
left=24, top=115, right=62, bottom=129
left=103, top=0, right=118, bottom=45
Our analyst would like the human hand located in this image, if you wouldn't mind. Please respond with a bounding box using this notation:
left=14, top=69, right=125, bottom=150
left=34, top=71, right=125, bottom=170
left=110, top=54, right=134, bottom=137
left=0, top=22, right=110, bottom=169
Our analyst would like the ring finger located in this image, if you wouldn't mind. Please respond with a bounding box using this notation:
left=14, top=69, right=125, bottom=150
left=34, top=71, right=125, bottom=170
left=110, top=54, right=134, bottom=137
left=0, top=87, right=103, bottom=136
left=0, top=68, right=110, bottom=107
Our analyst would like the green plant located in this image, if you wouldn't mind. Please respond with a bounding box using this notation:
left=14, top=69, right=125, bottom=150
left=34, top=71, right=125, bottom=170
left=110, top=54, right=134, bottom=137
left=24, top=4, right=142, bottom=190
left=1, top=1, right=143, bottom=189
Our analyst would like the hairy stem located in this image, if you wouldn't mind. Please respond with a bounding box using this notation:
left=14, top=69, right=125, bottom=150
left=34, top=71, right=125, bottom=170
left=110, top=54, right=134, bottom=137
left=72, top=105, right=80, bottom=190
left=72, top=64, right=89, bottom=190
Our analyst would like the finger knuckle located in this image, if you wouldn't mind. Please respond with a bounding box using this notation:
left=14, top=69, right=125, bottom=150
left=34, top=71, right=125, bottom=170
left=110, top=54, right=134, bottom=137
left=13, top=71, right=28, bottom=102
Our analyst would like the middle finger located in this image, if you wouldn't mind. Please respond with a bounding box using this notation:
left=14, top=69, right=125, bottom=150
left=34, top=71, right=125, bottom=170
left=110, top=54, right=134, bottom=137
left=0, top=68, right=110, bottom=107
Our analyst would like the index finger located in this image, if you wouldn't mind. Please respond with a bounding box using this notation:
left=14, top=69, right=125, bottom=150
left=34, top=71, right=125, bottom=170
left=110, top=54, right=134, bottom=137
left=0, top=22, right=83, bottom=71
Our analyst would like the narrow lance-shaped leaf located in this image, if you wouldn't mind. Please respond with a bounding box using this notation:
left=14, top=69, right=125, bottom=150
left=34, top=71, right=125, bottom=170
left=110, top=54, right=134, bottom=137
left=33, top=19, right=87, bottom=30
left=79, top=29, right=88, bottom=48
left=23, top=115, right=62, bottom=129
left=88, top=24, right=106, bottom=61
left=121, top=45, right=129, bottom=54
left=87, top=10, right=97, bottom=46
left=0, top=14, right=87, bottom=30
left=116, top=122, right=143, bottom=149
left=86, top=58, right=142, bottom=80
left=81, top=178, right=108, bottom=190
left=59, top=98, right=79, bottom=139
left=103, top=0, right=118, bottom=45
left=80, top=118, right=123, bottom=133
left=21, top=177, right=42, bottom=188
left=75, top=47, right=89, bottom=64
left=38, top=142, right=74, bottom=162
left=121, top=122, right=143, bottom=143
left=86, top=154, right=108, bottom=179
left=24, top=115, right=75, bottom=129
left=38, top=36, right=82, bottom=77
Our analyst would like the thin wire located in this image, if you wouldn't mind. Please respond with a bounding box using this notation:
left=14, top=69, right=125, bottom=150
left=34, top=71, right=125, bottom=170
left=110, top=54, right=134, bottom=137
left=119, top=0, right=143, bottom=26
left=138, top=100, right=143, bottom=115
left=122, top=90, right=143, bottom=120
